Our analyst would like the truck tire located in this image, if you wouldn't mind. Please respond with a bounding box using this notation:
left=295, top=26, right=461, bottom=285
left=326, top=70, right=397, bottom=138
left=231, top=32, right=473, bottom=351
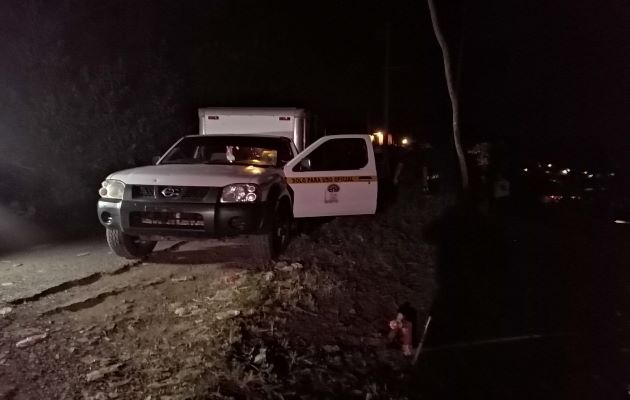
left=106, top=228, right=156, bottom=259
left=250, top=204, right=292, bottom=262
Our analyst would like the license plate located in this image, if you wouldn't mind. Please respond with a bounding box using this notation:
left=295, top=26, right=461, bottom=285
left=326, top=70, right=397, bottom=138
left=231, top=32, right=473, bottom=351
left=140, top=218, right=204, bottom=227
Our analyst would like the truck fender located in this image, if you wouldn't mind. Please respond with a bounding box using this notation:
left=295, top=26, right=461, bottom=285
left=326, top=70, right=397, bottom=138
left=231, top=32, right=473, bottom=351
left=260, top=184, right=292, bottom=232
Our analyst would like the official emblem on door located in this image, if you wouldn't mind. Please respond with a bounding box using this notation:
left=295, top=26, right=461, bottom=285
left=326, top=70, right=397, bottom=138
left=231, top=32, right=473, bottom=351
left=325, top=184, right=340, bottom=203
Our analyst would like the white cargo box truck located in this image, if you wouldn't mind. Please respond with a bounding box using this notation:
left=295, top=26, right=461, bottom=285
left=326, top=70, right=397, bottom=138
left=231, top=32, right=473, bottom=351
left=198, top=108, right=309, bottom=151
left=97, top=107, right=377, bottom=261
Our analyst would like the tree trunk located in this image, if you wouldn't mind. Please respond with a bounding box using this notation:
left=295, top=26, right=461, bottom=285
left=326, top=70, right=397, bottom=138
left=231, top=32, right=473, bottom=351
left=427, top=0, right=469, bottom=191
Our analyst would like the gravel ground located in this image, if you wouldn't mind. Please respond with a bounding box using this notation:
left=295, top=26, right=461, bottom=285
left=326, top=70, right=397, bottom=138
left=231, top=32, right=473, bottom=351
left=0, top=184, right=441, bottom=399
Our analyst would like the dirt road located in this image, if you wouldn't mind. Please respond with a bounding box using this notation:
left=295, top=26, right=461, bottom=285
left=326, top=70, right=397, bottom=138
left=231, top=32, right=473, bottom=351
left=0, top=237, right=279, bottom=399
left=0, top=238, right=248, bottom=304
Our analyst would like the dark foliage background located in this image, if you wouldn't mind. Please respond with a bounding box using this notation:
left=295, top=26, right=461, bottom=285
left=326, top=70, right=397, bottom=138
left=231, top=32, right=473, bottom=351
left=0, top=1, right=191, bottom=217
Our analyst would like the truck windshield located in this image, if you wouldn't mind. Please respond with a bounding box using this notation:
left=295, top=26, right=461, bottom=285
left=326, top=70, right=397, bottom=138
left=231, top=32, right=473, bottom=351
left=160, top=136, right=293, bottom=167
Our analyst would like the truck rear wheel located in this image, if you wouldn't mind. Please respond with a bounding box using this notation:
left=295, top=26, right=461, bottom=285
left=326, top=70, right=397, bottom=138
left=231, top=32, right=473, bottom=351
left=106, top=228, right=156, bottom=259
left=250, top=204, right=292, bottom=262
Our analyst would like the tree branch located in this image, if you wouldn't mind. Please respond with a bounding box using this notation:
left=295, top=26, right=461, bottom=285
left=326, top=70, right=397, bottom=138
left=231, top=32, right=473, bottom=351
left=427, top=0, right=469, bottom=190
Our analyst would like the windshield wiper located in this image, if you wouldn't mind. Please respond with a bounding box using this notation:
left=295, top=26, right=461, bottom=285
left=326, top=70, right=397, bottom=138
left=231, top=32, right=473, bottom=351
left=202, top=161, right=274, bottom=167
left=231, top=162, right=273, bottom=168
left=161, top=160, right=198, bottom=165
left=202, top=161, right=231, bottom=165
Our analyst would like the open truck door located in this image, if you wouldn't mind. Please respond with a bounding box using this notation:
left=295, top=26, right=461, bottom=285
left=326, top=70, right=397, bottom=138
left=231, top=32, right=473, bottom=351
left=283, top=135, right=377, bottom=218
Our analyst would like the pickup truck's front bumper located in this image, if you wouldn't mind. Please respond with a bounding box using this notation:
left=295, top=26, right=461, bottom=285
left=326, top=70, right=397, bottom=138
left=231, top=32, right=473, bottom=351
left=97, top=199, right=269, bottom=239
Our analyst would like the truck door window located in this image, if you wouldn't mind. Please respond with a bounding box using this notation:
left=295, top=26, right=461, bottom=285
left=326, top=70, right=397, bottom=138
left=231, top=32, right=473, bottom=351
left=294, top=138, right=368, bottom=172
left=277, top=140, right=293, bottom=166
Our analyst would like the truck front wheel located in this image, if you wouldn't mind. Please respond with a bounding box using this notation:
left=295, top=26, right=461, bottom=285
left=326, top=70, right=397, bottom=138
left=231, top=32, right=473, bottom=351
left=106, top=228, right=156, bottom=259
left=250, top=205, right=292, bottom=262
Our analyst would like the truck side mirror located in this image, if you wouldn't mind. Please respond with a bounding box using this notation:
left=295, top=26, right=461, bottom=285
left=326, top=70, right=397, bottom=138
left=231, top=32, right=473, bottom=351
left=152, top=156, right=161, bottom=165
left=299, top=158, right=312, bottom=171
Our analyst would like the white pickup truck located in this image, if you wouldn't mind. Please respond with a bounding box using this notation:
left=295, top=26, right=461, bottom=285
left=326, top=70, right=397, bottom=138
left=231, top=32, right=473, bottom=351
left=97, top=108, right=378, bottom=260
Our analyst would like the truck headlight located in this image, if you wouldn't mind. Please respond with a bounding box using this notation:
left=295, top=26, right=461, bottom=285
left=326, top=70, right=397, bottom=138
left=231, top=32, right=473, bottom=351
left=221, top=184, right=259, bottom=203
left=98, top=180, right=125, bottom=200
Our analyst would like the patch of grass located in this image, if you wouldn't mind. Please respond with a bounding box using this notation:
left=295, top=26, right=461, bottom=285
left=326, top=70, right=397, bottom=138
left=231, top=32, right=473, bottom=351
left=194, top=185, right=446, bottom=399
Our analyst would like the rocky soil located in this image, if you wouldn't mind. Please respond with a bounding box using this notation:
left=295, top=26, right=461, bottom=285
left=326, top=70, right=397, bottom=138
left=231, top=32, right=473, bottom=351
left=0, top=185, right=443, bottom=399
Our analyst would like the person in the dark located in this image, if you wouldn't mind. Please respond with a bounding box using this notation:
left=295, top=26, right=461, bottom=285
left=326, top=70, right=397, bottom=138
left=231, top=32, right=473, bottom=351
left=375, top=144, right=407, bottom=209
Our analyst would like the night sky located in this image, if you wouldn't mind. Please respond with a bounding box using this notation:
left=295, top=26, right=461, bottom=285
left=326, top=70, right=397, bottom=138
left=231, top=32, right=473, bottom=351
left=1, top=0, right=629, bottom=170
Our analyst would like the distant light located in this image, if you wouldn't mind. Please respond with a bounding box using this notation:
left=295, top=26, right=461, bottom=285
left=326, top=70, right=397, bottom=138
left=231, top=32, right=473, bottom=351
left=523, top=168, right=528, bottom=172
left=401, top=137, right=409, bottom=145
left=614, top=220, right=630, bottom=224
left=561, top=169, right=570, bottom=175
left=547, top=163, right=553, bottom=168
left=583, top=171, right=588, bottom=175
left=373, top=131, right=384, bottom=145
left=587, top=174, right=594, bottom=178
left=542, top=195, right=563, bottom=203
left=609, top=172, right=616, bottom=177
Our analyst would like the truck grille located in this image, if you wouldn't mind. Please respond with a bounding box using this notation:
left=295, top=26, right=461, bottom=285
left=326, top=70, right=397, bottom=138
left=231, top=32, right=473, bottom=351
left=131, top=185, right=212, bottom=201
left=130, top=212, right=204, bottom=230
